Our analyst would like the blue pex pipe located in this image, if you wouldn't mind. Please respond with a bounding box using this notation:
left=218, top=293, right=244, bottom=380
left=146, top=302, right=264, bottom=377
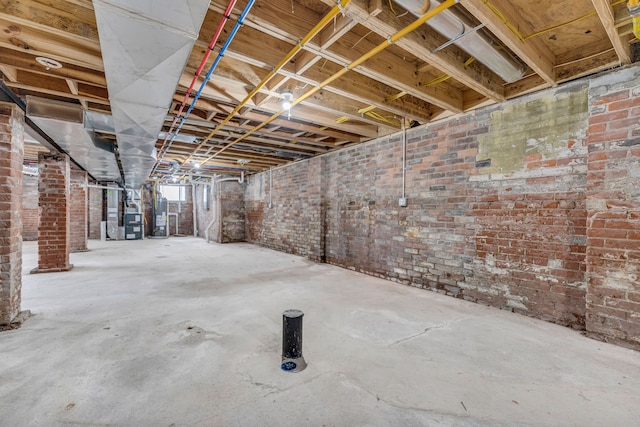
left=161, top=0, right=256, bottom=165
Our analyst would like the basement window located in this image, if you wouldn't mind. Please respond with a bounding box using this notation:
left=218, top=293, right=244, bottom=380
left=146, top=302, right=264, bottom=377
left=159, top=185, right=186, bottom=202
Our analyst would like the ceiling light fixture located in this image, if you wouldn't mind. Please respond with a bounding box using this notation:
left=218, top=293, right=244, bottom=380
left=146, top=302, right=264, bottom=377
left=35, top=57, right=63, bottom=71
left=281, top=91, right=293, bottom=119
left=194, top=161, right=201, bottom=169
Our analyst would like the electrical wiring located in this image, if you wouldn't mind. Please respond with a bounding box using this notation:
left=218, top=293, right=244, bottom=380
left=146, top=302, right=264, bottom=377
left=483, top=0, right=628, bottom=42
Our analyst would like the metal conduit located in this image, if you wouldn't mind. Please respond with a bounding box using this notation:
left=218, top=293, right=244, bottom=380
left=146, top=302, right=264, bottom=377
left=181, top=0, right=352, bottom=169
left=155, top=0, right=256, bottom=171
left=202, top=0, right=457, bottom=165
left=154, top=0, right=238, bottom=169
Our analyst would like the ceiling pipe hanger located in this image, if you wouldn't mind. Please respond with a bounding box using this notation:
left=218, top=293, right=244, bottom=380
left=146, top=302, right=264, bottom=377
left=200, top=0, right=458, bottom=166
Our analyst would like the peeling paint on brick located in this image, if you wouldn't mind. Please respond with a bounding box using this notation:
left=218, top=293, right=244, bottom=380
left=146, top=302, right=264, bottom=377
left=0, top=103, right=23, bottom=325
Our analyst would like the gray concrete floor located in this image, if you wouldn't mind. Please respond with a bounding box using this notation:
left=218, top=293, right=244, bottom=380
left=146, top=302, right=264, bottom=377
left=0, top=238, right=639, bottom=426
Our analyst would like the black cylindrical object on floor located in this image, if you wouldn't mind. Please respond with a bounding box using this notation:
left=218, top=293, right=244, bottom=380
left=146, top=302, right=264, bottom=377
left=281, top=309, right=306, bottom=372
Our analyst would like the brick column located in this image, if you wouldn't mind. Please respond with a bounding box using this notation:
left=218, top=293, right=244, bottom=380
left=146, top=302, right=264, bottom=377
left=70, top=169, right=88, bottom=252
left=33, top=152, right=73, bottom=273
left=0, top=103, right=24, bottom=326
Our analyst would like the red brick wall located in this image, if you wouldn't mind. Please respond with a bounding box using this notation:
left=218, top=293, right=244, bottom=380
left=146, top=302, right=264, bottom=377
left=246, top=160, right=322, bottom=258
left=0, top=103, right=24, bottom=325
left=70, top=170, right=88, bottom=251
left=22, top=174, right=39, bottom=241
left=37, top=152, right=71, bottom=272
left=88, top=186, right=103, bottom=239
left=585, top=67, right=640, bottom=350
left=244, top=67, right=640, bottom=350
left=247, top=80, right=590, bottom=331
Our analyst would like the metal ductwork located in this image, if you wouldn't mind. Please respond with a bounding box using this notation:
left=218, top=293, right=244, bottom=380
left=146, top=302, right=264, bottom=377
left=85, top=111, right=200, bottom=144
left=92, top=0, right=210, bottom=189
left=26, top=96, right=121, bottom=182
left=394, top=0, right=526, bottom=83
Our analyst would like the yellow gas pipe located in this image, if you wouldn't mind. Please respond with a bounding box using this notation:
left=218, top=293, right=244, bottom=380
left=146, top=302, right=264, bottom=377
left=629, top=0, right=640, bottom=40
left=202, top=0, right=458, bottom=165
left=181, top=0, right=352, bottom=168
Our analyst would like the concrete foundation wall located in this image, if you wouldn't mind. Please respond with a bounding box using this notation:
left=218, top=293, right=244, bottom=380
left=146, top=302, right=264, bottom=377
left=245, top=66, right=640, bottom=350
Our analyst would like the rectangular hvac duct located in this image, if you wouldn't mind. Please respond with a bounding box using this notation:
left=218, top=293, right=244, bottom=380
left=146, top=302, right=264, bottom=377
left=92, top=0, right=210, bottom=188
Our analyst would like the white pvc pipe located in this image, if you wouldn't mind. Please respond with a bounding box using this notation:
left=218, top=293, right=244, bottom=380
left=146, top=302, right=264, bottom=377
left=205, top=177, right=217, bottom=243
left=402, top=119, right=406, bottom=200
left=203, top=171, right=244, bottom=242
left=216, top=170, right=244, bottom=184
left=269, top=167, right=273, bottom=209
left=191, top=182, right=198, bottom=237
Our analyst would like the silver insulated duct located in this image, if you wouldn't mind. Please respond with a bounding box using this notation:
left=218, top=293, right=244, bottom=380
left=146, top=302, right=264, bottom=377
left=26, top=96, right=121, bottom=182
left=394, top=0, right=525, bottom=83
left=92, top=0, right=210, bottom=188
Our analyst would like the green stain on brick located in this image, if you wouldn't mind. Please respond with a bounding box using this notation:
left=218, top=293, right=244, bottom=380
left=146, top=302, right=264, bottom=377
left=477, top=86, right=588, bottom=174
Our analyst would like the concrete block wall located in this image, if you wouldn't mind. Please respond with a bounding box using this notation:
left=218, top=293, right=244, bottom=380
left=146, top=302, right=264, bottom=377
left=245, top=66, right=640, bottom=349
left=22, top=174, right=39, bottom=241
left=70, top=170, right=88, bottom=251
left=0, top=103, right=24, bottom=325
left=585, top=67, right=640, bottom=350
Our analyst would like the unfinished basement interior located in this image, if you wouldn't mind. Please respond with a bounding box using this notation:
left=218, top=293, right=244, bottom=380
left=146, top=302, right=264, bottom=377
left=1, top=0, right=640, bottom=425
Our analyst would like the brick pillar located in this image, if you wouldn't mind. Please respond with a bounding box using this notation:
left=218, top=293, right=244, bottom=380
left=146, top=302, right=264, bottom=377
left=33, top=152, right=73, bottom=273
left=70, top=170, right=88, bottom=252
left=0, top=103, right=24, bottom=326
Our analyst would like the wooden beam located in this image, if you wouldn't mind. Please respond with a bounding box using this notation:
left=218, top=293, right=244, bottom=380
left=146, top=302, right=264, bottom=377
left=590, top=0, right=631, bottom=64
left=65, top=78, right=88, bottom=109
left=326, top=0, right=506, bottom=101
left=173, top=94, right=364, bottom=143
left=317, top=30, right=463, bottom=112
left=319, top=13, right=357, bottom=48
left=0, top=64, right=17, bottom=82
left=4, top=81, right=109, bottom=105
left=0, top=20, right=103, bottom=73
left=280, top=68, right=436, bottom=123
left=0, top=47, right=106, bottom=86
left=369, top=0, right=383, bottom=17
left=294, top=50, right=322, bottom=75
left=459, top=0, right=556, bottom=85
left=219, top=4, right=465, bottom=112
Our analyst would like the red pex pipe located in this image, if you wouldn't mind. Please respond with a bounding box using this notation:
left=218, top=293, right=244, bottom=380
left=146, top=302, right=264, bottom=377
left=157, top=0, right=238, bottom=158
